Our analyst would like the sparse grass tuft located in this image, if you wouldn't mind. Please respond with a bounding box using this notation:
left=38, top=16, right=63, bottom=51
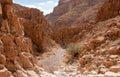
left=65, top=43, right=81, bottom=64
left=67, top=43, right=80, bottom=56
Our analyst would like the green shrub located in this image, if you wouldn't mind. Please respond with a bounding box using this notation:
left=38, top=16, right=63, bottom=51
left=65, top=43, right=81, bottom=64
left=67, top=43, right=79, bottom=55
left=67, top=43, right=81, bottom=57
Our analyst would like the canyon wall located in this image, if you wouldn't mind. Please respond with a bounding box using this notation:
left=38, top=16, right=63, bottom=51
left=0, top=0, right=51, bottom=76
left=53, top=24, right=95, bottom=47
left=46, top=0, right=104, bottom=30
left=96, top=0, right=120, bottom=22
left=77, top=0, right=120, bottom=74
left=14, top=4, right=53, bottom=52
left=47, top=0, right=104, bottom=46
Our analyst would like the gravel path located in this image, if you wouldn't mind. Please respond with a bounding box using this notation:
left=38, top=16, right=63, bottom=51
left=38, top=47, right=66, bottom=72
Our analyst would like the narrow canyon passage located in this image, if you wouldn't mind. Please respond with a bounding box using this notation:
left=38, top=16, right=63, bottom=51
left=37, top=46, right=81, bottom=77
left=0, top=0, right=120, bottom=77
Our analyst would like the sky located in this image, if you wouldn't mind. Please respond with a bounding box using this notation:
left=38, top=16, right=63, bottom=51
left=13, top=0, right=59, bottom=15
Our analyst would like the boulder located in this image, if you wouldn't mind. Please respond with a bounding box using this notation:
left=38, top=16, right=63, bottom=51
left=0, top=54, right=6, bottom=65
left=0, top=67, right=11, bottom=77
left=19, top=52, right=34, bottom=69
left=108, top=46, right=120, bottom=55
left=1, top=20, right=10, bottom=33
left=27, top=70, right=39, bottom=77
left=110, top=65, right=120, bottom=73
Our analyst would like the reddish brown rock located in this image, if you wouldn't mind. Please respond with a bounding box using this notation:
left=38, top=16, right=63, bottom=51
left=96, top=0, right=120, bottom=22
left=46, top=0, right=104, bottom=30
left=15, top=37, right=33, bottom=53
left=110, top=65, right=120, bottom=73
left=0, top=0, right=44, bottom=76
left=108, top=46, right=120, bottom=55
left=0, top=3, right=2, bottom=16
left=14, top=4, right=53, bottom=52
left=0, top=40, right=4, bottom=54
left=5, top=5, right=24, bottom=36
left=53, top=24, right=95, bottom=46
left=1, top=20, right=10, bottom=33
left=0, top=67, right=11, bottom=77
left=1, top=35, right=17, bottom=61
left=78, top=16, right=120, bottom=74
left=2, top=0, right=12, bottom=4
left=14, top=70, right=28, bottom=77
left=19, top=52, right=34, bottom=69
left=0, top=54, right=6, bottom=65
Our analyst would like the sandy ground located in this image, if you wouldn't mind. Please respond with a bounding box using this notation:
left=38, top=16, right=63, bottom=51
left=38, top=47, right=66, bottom=73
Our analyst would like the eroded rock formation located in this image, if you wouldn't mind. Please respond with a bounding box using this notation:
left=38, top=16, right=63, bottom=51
left=14, top=4, right=53, bottom=52
left=53, top=24, right=95, bottom=47
left=46, top=0, right=104, bottom=47
left=46, top=0, right=104, bottom=30
left=78, top=16, right=120, bottom=76
left=96, top=0, right=120, bottom=22
left=0, top=0, right=43, bottom=76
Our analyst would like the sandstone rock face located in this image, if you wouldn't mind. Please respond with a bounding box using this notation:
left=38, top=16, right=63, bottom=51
left=53, top=24, right=95, bottom=46
left=14, top=4, right=53, bottom=52
left=96, top=0, right=120, bottom=22
left=0, top=0, right=42, bottom=76
left=46, top=0, right=81, bottom=23
left=46, top=0, right=104, bottom=47
left=46, top=0, right=104, bottom=30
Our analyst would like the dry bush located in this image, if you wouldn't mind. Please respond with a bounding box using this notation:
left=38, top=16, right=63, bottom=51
left=65, top=43, right=81, bottom=63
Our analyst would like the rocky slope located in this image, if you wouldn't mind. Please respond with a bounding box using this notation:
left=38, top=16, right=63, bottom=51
left=46, top=0, right=104, bottom=30
left=96, top=0, right=120, bottom=22
left=78, top=16, right=120, bottom=76
left=77, top=0, right=120, bottom=76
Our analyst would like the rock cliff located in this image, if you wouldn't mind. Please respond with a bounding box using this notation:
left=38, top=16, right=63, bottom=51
left=14, top=4, right=53, bottom=52
left=96, top=0, right=120, bottom=22
left=46, top=0, right=104, bottom=46
left=46, top=0, right=104, bottom=30
left=0, top=0, right=120, bottom=77
left=0, top=0, right=48, bottom=77
left=53, top=24, right=95, bottom=47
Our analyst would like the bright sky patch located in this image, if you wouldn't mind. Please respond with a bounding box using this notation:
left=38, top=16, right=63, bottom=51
left=14, top=0, right=58, bottom=15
